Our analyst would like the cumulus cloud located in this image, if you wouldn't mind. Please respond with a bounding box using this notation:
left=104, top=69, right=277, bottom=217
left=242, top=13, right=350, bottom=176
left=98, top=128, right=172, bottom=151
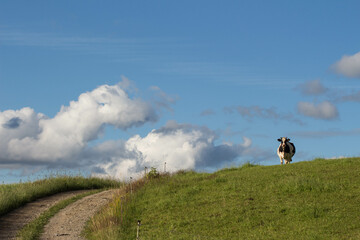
left=92, top=121, right=254, bottom=179
left=297, top=101, right=338, bottom=120
left=0, top=81, right=157, bottom=163
left=331, top=51, right=360, bottom=78
left=297, top=79, right=328, bottom=96
left=225, top=105, right=305, bottom=125
left=0, top=81, right=256, bottom=180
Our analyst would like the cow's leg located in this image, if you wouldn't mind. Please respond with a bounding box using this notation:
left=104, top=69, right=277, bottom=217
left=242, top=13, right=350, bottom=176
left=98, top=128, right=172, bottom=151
left=279, top=157, right=283, bottom=165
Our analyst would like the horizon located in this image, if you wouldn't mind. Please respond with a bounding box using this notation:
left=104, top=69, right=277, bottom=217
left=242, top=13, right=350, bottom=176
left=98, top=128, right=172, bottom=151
left=1, top=1, right=360, bottom=183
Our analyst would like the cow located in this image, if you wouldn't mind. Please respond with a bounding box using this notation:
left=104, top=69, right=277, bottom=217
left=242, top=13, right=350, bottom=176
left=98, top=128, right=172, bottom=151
left=277, top=137, right=295, bottom=165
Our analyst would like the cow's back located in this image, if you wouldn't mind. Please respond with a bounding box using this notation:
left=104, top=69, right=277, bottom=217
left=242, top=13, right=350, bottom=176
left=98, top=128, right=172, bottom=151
left=286, top=142, right=295, bottom=157
left=289, top=142, right=295, bottom=154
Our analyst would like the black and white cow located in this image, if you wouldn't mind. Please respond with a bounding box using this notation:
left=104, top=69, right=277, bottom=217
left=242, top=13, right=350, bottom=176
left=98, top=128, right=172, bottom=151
left=277, top=137, right=295, bottom=165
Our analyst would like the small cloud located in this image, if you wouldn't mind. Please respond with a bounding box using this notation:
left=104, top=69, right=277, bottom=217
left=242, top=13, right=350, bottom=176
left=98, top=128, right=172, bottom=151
left=329, top=156, right=346, bottom=159
left=240, top=136, right=252, bottom=148
left=331, top=51, right=360, bottom=78
left=221, top=126, right=247, bottom=138
left=297, top=101, right=338, bottom=120
left=225, top=105, right=305, bottom=125
left=223, top=107, right=234, bottom=114
left=200, top=109, right=215, bottom=116
left=149, top=86, right=177, bottom=112
left=340, top=90, right=360, bottom=102
left=237, top=106, right=279, bottom=119
left=297, top=79, right=328, bottom=96
left=290, top=128, right=360, bottom=138
left=118, top=75, right=139, bottom=94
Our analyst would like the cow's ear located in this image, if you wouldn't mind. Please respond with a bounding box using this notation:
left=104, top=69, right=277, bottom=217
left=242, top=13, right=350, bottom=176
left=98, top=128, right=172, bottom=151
left=277, top=138, right=282, bottom=142
left=287, top=138, right=291, bottom=141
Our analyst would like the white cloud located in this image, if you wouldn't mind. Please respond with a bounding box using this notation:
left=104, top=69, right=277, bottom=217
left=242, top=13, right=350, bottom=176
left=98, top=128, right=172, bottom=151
left=93, top=120, right=254, bottom=180
left=297, top=101, right=338, bottom=120
left=0, top=81, right=157, bottom=162
left=0, top=82, right=257, bottom=180
left=329, top=156, right=346, bottom=159
left=332, top=51, right=360, bottom=78
left=297, top=79, right=328, bottom=96
left=240, top=136, right=252, bottom=148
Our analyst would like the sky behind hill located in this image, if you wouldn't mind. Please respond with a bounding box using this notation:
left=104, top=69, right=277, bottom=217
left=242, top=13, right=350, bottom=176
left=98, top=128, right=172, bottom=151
left=1, top=1, right=360, bottom=183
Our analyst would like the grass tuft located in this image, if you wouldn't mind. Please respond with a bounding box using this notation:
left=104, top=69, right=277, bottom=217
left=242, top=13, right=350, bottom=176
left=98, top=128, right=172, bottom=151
left=83, top=177, right=147, bottom=239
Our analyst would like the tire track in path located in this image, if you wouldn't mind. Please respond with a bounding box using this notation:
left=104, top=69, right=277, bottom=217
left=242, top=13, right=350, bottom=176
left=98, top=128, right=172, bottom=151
left=40, top=189, right=117, bottom=240
left=0, top=190, right=90, bottom=240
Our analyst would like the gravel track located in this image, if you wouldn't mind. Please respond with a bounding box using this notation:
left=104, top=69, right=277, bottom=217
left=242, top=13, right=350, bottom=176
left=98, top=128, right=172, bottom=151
left=0, top=190, right=91, bottom=240
left=40, top=189, right=117, bottom=240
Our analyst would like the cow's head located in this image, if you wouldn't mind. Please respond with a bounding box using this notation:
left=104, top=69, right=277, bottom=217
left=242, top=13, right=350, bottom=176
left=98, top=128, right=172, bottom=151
left=277, top=137, right=290, bottom=148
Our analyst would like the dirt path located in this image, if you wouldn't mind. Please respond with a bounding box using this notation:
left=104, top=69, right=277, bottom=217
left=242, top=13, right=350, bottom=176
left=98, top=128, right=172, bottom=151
left=0, top=190, right=91, bottom=240
left=40, top=189, right=117, bottom=240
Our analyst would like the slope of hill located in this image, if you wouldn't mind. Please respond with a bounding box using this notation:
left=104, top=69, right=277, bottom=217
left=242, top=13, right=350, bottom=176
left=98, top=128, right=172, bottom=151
left=86, top=158, right=360, bottom=239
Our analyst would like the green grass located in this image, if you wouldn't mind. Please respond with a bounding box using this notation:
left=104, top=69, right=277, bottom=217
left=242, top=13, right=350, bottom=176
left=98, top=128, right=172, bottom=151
left=86, top=158, right=360, bottom=240
left=0, top=175, right=121, bottom=217
left=83, top=178, right=146, bottom=239
left=16, top=189, right=101, bottom=240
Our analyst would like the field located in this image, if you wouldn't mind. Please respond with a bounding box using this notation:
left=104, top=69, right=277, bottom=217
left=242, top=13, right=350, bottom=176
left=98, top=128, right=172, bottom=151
left=0, top=174, right=120, bottom=217
left=86, top=158, right=360, bottom=240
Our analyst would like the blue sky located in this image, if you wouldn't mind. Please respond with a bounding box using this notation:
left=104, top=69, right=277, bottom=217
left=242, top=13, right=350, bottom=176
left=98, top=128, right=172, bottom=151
left=1, top=1, right=360, bottom=183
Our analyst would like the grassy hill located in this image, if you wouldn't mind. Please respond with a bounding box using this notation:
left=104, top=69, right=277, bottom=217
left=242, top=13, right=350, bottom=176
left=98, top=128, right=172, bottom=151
left=87, top=158, right=360, bottom=239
